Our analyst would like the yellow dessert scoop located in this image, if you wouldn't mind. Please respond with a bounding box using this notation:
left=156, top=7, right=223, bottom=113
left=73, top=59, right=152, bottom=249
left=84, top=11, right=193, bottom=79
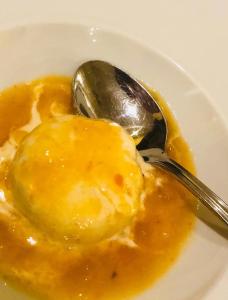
left=10, top=115, right=144, bottom=244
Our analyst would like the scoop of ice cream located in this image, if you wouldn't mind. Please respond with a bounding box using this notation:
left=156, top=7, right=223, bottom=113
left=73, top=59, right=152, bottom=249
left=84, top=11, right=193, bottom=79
left=10, top=115, right=144, bottom=244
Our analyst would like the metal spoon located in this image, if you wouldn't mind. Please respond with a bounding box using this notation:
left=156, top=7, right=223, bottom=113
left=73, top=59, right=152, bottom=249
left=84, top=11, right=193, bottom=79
left=72, top=60, right=228, bottom=225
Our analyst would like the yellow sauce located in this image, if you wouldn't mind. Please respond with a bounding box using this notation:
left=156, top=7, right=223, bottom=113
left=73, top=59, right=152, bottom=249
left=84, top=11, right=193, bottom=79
left=0, top=76, right=196, bottom=300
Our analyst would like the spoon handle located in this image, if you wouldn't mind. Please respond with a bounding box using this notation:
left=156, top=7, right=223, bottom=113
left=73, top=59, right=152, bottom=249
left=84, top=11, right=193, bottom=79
left=140, top=149, right=228, bottom=225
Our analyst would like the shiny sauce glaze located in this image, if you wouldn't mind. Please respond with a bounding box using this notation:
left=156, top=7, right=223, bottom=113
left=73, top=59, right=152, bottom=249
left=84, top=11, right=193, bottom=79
left=0, top=76, right=196, bottom=300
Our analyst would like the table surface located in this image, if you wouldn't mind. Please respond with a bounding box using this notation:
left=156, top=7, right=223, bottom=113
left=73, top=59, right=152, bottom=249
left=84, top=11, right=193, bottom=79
left=0, top=1, right=227, bottom=299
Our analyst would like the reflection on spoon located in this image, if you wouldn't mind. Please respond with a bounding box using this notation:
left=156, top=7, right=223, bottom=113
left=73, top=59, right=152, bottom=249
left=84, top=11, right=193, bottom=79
left=72, top=60, right=228, bottom=226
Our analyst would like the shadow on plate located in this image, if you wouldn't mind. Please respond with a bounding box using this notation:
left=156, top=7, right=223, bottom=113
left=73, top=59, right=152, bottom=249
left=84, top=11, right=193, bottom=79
left=196, top=204, right=228, bottom=239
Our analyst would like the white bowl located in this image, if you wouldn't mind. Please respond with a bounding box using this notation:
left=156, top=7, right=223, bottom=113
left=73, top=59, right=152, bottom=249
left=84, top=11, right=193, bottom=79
left=0, top=23, right=227, bottom=300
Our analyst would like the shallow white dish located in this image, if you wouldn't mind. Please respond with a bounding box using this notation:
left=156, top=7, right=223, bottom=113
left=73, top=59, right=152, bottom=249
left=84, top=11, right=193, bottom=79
left=0, top=23, right=227, bottom=300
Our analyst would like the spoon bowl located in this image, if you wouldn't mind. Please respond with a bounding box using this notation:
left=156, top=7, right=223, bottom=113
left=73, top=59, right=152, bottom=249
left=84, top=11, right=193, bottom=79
left=72, top=60, right=167, bottom=149
left=72, top=60, right=228, bottom=225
